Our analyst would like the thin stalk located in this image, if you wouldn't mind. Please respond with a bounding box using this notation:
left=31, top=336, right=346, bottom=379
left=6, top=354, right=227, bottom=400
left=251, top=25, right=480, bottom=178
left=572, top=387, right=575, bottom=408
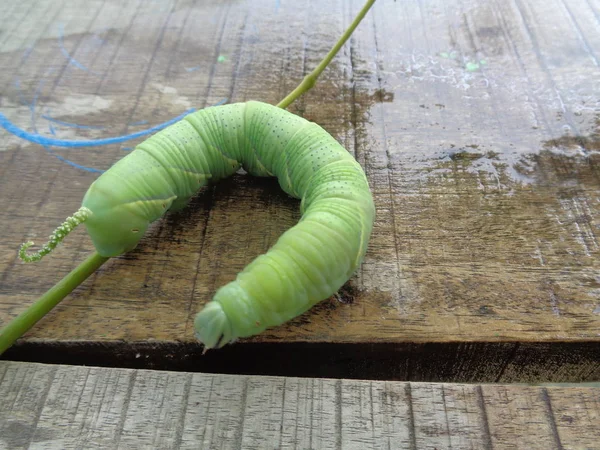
left=276, top=0, right=376, bottom=109
left=0, top=252, right=109, bottom=355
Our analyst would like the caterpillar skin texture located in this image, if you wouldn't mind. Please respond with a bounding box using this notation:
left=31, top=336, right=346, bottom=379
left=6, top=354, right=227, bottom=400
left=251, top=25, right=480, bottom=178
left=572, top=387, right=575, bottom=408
left=81, top=101, right=375, bottom=348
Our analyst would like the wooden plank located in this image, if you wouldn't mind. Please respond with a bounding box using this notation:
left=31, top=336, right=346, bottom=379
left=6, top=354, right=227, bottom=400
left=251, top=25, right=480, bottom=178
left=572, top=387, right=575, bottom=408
left=0, top=0, right=599, bottom=381
left=546, top=385, right=600, bottom=449
left=0, top=361, right=57, bottom=449
left=340, top=379, right=414, bottom=448
left=1, top=361, right=599, bottom=450
left=180, top=373, right=245, bottom=448
left=480, top=384, right=562, bottom=448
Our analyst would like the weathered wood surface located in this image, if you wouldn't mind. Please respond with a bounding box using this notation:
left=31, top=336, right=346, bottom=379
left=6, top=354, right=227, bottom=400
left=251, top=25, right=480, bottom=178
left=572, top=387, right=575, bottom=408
left=0, top=0, right=599, bottom=380
left=1, top=361, right=599, bottom=450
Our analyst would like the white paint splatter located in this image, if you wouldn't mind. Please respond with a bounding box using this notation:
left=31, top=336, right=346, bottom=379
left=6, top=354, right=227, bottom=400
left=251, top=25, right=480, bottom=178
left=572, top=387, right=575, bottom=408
left=151, top=82, right=192, bottom=109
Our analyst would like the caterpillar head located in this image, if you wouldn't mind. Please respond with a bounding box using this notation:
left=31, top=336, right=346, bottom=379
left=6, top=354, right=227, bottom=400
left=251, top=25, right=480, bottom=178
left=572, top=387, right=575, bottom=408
left=81, top=179, right=150, bottom=257
left=18, top=178, right=153, bottom=263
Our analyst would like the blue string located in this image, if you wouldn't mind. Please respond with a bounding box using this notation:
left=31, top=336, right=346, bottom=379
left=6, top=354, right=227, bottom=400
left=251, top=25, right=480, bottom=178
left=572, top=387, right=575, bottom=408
left=0, top=108, right=195, bottom=148
left=42, top=115, right=106, bottom=130
left=128, top=119, right=149, bottom=126
left=58, top=23, right=100, bottom=76
left=44, top=148, right=105, bottom=173
left=1, top=98, right=228, bottom=174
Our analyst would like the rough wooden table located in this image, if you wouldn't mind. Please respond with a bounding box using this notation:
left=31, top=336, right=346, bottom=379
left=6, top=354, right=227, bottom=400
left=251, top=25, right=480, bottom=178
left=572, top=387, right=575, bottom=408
left=0, top=0, right=599, bottom=382
left=1, top=360, right=599, bottom=450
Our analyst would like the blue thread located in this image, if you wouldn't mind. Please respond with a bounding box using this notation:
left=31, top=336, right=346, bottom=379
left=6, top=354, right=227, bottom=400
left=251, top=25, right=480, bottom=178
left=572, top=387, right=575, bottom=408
left=0, top=108, right=196, bottom=148
left=44, top=147, right=105, bottom=173
left=14, top=79, right=30, bottom=107
left=92, top=34, right=106, bottom=45
left=30, top=77, right=50, bottom=131
left=17, top=76, right=104, bottom=173
left=185, top=66, right=201, bottom=72
left=91, top=27, right=108, bottom=45
left=129, top=119, right=149, bottom=126
left=21, top=45, right=34, bottom=63
left=49, top=124, right=56, bottom=135
left=42, top=115, right=106, bottom=130
left=1, top=98, right=228, bottom=173
left=58, top=23, right=100, bottom=75
left=122, top=147, right=133, bottom=151
left=275, top=0, right=280, bottom=13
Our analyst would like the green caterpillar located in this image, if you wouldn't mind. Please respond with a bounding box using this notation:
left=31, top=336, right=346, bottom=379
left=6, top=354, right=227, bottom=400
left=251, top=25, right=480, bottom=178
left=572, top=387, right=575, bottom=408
left=21, top=101, right=375, bottom=349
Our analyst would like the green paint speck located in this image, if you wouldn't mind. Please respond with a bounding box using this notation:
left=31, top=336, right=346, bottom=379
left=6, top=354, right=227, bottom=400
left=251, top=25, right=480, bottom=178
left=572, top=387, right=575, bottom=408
left=217, top=55, right=227, bottom=62
left=465, top=61, right=480, bottom=72
left=465, top=59, right=488, bottom=72
left=440, top=51, right=458, bottom=59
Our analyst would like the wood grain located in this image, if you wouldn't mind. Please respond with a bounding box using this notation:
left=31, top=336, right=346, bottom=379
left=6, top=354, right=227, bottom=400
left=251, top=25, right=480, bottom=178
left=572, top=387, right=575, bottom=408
left=0, top=0, right=599, bottom=380
left=1, top=361, right=599, bottom=449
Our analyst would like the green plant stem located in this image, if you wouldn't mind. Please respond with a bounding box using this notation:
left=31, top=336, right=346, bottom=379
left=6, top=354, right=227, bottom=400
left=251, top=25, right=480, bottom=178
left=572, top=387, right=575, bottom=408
left=276, top=0, right=376, bottom=109
left=0, top=252, right=109, bottom=355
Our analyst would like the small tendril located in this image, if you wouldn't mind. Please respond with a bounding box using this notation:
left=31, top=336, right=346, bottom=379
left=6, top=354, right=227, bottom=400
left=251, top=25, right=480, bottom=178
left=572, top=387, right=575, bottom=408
left=18, top=207, right=92, bottom=263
